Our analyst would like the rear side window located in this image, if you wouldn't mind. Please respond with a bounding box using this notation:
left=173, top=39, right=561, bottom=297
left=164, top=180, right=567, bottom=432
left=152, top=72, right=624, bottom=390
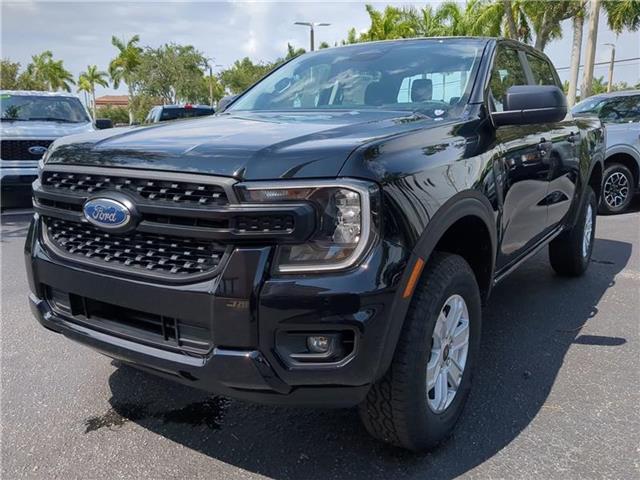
left=526, top=53, right=558, bottom=87
left=489, top=47, right=528, bottom=112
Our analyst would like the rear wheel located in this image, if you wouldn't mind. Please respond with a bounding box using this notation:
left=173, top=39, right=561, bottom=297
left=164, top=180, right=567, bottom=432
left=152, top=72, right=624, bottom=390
left=599, top=163, right=634, bottom=215
left=359, top=253, right=481, bottom=451
left=549, top=186, right=597, bottom=277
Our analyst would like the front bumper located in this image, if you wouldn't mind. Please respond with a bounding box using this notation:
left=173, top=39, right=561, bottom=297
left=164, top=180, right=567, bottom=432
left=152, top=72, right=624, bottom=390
left=26, top=215, right=411, bottom=407
left=1, top=162, right=38, bottom=206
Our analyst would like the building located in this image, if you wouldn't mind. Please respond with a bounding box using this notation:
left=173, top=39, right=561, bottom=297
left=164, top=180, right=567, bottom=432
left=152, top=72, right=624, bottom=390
left=94, top=95, right=129, bottom=107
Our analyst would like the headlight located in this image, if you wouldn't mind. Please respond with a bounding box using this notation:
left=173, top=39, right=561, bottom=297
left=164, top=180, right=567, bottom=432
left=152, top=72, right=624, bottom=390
left=236, top=179, right=378, bottom=273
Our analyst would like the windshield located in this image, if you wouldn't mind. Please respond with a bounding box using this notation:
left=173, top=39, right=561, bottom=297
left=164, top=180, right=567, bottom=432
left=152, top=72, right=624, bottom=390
left=0, top=94, right=90, bottom=123
left=228, top=40, right=484, bottom=119
left=572, top=97, right=606, bottom=115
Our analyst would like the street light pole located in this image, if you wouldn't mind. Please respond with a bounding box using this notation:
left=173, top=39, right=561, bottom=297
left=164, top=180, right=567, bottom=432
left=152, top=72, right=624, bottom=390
left=209, top=66, right=214, bottom=107
left=294, top=21, right=330, bottom=51
left=206, top=60, right=224, bottom=108
left=604, top=43, right=616, bottom=92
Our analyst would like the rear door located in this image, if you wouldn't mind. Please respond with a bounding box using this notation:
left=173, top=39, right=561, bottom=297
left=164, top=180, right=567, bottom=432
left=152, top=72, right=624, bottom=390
left=490, top=44, right=552, bottom=269
left=523, top=51, right=580, bottom=231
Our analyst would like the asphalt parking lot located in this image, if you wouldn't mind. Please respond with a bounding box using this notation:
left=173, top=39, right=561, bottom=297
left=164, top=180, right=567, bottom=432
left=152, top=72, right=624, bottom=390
left=2, top=205, right=639, bottom=480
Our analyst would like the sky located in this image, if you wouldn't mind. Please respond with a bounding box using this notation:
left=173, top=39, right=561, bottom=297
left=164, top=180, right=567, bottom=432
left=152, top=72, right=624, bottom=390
left=2, top=0, right=639, bottom=99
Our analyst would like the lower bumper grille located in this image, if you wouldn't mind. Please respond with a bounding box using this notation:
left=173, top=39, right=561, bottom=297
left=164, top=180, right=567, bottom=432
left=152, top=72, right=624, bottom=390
left=43, top=217, right=227, bottom=278
left=45, top=287, right=211, bottom=355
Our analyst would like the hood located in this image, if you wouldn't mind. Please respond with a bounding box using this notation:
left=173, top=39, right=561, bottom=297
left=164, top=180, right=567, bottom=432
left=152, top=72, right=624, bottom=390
left=46, top=110, right=438, bottom=180
left=1, top=120, right=94, bottom=139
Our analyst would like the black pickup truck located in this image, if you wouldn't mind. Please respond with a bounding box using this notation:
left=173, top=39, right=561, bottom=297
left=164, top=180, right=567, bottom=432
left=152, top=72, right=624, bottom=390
left=25, top=37, right=604, bottom=451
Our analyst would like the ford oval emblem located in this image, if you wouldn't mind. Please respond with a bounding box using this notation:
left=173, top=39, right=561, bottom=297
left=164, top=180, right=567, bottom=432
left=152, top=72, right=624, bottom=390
left=83, top=198, right=131, bottom=230
left=28, top=145, right=48, bottom=156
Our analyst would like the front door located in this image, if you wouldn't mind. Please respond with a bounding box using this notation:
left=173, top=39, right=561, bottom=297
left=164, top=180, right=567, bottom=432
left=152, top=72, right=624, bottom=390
left=490, top=45, right=551, bottom=270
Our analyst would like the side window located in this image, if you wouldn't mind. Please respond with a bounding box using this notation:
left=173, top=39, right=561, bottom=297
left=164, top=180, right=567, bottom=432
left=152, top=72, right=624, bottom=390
left=599, top=96, right=640, bottom=123
left=526, top=53, right=558, bottom=86
left=489, top=47, right=527, bottom=112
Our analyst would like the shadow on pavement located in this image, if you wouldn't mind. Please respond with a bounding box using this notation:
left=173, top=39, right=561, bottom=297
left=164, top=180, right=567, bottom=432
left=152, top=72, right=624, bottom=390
left=97, top=237, right=630, bottom=479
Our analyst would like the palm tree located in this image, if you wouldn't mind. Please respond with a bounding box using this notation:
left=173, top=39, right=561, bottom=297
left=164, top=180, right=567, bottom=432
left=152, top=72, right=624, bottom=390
left=582, top=0, right=602, bottom=99
left=79, top=65, right=109, bottom=120
left=27, top=51, right=75, bottom=92
left=581, top=0, right=640, bottom=99
left=109, top=35, right=142, bottom=124
left=360, top=5, right=416, bottom=41
left=503, top=0, right=519, bottom=38
left=76, top=75, right=92, bottom=111
left=567, top=6, right=586, bottom=106
left=603, top=0, right=640, bottom=33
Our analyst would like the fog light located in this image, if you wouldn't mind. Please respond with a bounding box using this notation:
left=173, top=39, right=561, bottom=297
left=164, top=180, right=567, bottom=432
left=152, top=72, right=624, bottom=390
left=307, top=335, right=331, bottom=353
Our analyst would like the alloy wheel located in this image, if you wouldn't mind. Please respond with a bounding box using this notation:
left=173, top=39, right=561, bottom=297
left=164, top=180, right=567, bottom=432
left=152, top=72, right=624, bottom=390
left=583, top=203, right=593, bottom=258
left=604, top=171, right=630, bottom=209
left=426, top=294, right=470, bottom=413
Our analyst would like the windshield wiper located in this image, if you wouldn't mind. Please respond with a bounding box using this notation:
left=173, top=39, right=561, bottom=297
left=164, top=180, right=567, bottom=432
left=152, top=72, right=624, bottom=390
left=26, top=117, right=80, bottom=123
left=0, top=117, right=28, bottom=121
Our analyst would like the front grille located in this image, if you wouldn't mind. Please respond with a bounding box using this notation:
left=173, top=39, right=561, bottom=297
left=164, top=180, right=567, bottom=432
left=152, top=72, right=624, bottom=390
left=45, top=287, right=211, bottom=355
left=235, top=215, right=294, bottom=233
left=44, top=218, right=226, bottom=277
left=41, top=171, right=228, bottom=206
left=1, top=139, right=53, bottom=160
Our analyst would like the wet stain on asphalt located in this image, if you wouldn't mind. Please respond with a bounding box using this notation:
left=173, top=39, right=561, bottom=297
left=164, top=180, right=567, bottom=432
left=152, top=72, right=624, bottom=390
left=84, top=403, right=150, bottom=433
left=84, top=396, right=229, bottom=433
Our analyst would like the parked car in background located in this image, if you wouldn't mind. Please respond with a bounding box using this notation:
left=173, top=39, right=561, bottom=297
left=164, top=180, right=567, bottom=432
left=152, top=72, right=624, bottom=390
left=573, top=90, right=640, bottom=214
left=0, top=90, right=112, bottom=209
left=27, top=38, right=605, bottom=451
left=144, top=104, right=215, bottom=124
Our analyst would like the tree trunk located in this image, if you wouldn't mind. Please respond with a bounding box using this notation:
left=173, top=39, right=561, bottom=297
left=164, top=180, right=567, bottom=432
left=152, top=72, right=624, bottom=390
left=567, top=14, right=584, bottom=106
left=534, top=12, right=551, bottom=51
left=91, top=86, right=97, bottom=121
left=128, top=84, right=134, bottom=125
left=581, top=0, right=602, bottom=99
left=503, top=0, right=518, bottom=39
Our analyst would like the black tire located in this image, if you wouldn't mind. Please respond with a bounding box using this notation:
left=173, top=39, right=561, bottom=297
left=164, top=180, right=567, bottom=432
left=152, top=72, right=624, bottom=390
left=599, top=163, right=634, bottom=215
left=359, top=253, right=481, bottom=451
left=549, top=186, right=597, bottom=277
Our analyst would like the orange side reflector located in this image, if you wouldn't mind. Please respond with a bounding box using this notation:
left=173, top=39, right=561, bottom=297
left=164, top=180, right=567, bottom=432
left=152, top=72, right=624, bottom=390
left=402, top=257, right=425, bottom=299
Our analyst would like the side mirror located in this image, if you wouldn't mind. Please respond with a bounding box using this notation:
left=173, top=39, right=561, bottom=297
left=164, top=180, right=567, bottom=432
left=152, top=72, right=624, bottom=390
left=218, top=95, right=238, bottom=112
left=492, top=85, right=567, bottom=127
left=95, top=118, right=113, bottom=130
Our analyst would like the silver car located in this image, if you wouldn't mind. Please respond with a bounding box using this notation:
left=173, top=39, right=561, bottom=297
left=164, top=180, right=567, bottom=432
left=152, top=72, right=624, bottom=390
left=1, top=90, right=97, bottom=208
left=573, top=90, right=640, bottom=214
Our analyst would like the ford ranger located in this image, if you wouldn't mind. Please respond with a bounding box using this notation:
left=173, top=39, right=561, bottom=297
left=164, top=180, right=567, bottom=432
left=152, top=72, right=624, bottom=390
left=25, top=38, right=605, bottom=451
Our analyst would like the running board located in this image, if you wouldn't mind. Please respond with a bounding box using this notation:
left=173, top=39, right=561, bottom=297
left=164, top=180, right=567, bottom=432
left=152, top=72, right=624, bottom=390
left=493, top=227, right=564, bottom=285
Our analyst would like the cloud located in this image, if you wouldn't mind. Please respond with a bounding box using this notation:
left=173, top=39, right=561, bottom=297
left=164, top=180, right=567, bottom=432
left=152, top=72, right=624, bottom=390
left=1, top=1, right=638, bottom=98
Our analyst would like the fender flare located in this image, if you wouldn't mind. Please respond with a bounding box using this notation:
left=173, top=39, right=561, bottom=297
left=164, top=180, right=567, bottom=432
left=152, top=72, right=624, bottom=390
left=374, top=190, right=497, bottom=381
left=411, top=191, right=497, bottom=272
left=605, top=144, right=640, bottom=166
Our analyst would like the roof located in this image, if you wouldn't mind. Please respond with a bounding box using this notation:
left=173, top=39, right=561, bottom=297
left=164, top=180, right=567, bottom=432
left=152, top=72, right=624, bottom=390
left=95, top=95, right=129, bottom=106
left=0, top=90, right=80, bottom=98
left=159, top=104, right=214, bottom=109
left=314, top=36, right=492, bottom=52
left=588, top=90, right=640, bottom=99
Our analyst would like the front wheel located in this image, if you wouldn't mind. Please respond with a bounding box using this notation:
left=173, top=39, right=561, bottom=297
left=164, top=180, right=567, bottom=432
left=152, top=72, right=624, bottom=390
left=359, top=253, right=481, bottom=451
left=549, top=186, right=597, bottom=277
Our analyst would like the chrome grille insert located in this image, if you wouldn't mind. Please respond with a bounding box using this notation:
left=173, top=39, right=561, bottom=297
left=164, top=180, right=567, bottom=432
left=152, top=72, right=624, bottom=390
left=44, top=217, right=227, bottom=277
left=42, top=171, right=229, bottom=206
